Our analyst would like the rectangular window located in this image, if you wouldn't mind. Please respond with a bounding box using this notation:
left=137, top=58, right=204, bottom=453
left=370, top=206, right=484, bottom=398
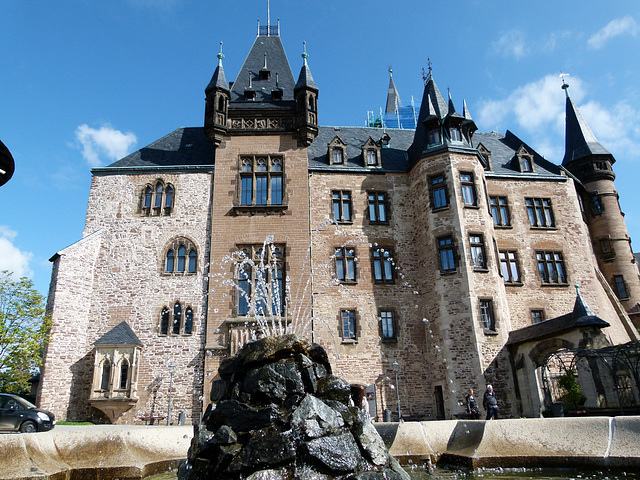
left=239, top=155, right=284, bottom=207
left=366, top=150, right=377, bottom=165
left=490, top=196, right=510, bottom=227
left=499, top=250, right=521, bottom=283
left=526, top=198, right=555, bottom=228
left=460, top=172, right=476, bottom=206
left=480, top=299, right=496, bottom=331
left=469, top=234, right=486, bottom=269
left=600, top=238, right=615, bottom=259
left=428, top=128, right=441, bottom=145
left=430, top=175, right=448, bottom=210
left=336, top=247, right=356, bottom=282
left=236, top=244, right=285, bottom=316
left=536, top=251, right=567, bottom=284
left=332, top=149, right=343, bottom=164
left=520, top=156, right=533, bottom=172
left=450, top=127, right=462, bottom=142
left=372, top=248, right=394, bottom=283
left=531, top=310, right=544, bottom=324
left=341, top=310, right=356, bottom=340
left=591, top=195, right=604, bottom=215
left=438, top=236, right=456, bottom=272
left=614, top=275, right=629, bottom=299
left=368, top=192, right=388, bottom=223
left=380, top=310, right=395, bottom=340
left=332, top=191, right=352, bottom=222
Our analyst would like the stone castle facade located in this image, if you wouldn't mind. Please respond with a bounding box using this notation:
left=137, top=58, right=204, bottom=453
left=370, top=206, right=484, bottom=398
left=39, top=23, right=640, bottom=424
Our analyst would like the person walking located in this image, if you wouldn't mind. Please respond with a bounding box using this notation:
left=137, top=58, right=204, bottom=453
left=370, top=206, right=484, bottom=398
left=465, top=389, right=480, bottom=419
left=483, top=384, right=499, bottom=420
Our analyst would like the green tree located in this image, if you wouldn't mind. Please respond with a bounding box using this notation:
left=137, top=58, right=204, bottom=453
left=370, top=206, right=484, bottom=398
left=558, top=370, right=587, bottom=411
left=0, top=271, right=51, bottom=395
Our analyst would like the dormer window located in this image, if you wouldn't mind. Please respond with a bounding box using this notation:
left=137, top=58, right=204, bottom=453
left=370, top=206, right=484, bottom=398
left=515, top=145, right=535, bottom=173
left=477, top=143, right=492, bottom=171
left=328, top=136, right=347, bottom=166
left=245, top=90, right=256, bottom=101
left=259, top=69, right=271, bottom=81
left=450, top=127, right=462, bottom=142
left=361, top=137, right=381, bottom=168
left=271, top=89, right=283, bottom=101
left=333, top=149, right=344, bottom=164
left=521, top=156, right=532, bottom=172
left=428, top=128, right=442, bottom=146
left=366, top=150, right=377, bottom=166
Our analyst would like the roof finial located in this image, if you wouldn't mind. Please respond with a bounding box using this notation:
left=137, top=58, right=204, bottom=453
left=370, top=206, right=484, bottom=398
left=389, top=65, right=393, bottom=76
left=217, top=42, right=224, bottom=66
left=428, top=58, right=433, bottom=77
left=267, top=0, right=270, bottom=33
left=575, top=283, right=580, bottom=296
left=302, top=41, right=309, bottom=65
left=560, top=72, right=570, bottom=98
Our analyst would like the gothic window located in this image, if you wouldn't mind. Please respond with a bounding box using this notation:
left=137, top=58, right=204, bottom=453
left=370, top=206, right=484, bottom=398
left=429, top=174, right=449, bottom=210
left=100, top=360, right=111, bottom=390
left=536, top=251, right=567, bottom=284
left=531, top=310, right=544, bottom=324
left=499, top=250, right=521, bottom=284
left=479, top=299, right=496, bottom=332
left=613, top=275, right=629, bottom=300
left=160, top=307, right=170, bottom=335
left=469, top=234, right=486, bottom=270
left=119, top=359, right=129, bottom=390
left=236, top=244, right=285, bottom=316
left=341, top=310, right=356, bottom=340
left=368, top=192, right=388, bottom=223
left=380, top=310, right=396, bottom=341
left=372, top=248, right=394, bottom=283
left=460, top=172, right=477, bottom=206
left=336, top=247, right=356, bottom=283
left=526, top=198, right=555, bottom=228
left=184, top=307, right=193, bottom=335
left=160, top=304, right=194, bottom=335
left=239, top=155, right=284, bottom=207
left=332, top=191, right=352, bottom=222
left=141, top=180, right=175, bottom=216
left=490, top=196, right=510, bottom=227
left=164, top=239, right=198, bottom=275
left=173, top=302, right=182, bottom=335
left=438, top=236, right=456, bottom=273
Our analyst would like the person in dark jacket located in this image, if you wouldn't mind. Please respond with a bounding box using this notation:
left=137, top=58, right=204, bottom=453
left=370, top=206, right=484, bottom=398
left=483, top=384, right=499, bottom=420
left=465, top=389, right=480, bottom=419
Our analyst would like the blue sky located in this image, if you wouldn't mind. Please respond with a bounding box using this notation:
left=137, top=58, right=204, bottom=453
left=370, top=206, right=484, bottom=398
left=1, top=1, right=639, bottom=296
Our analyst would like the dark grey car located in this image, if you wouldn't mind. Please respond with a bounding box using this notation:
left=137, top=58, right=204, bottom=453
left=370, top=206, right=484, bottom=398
left=0, top=394, right=55, bottom=433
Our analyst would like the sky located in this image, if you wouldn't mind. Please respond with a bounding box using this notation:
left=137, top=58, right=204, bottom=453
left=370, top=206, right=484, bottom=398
left=1, top=1, right=640, bottom=296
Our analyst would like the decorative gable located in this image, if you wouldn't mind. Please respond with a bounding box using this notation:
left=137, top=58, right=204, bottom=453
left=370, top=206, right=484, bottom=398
left=328, top=136, right=347, bottom=165
left=362, top=137, right=381, bottom=168
left=513, top=144, right=534, bottom=173
left=477, top=143, right=492, bottom=171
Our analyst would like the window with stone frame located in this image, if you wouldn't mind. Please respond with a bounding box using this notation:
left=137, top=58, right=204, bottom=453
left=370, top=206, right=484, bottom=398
left=379, top=310, right=397, bottom=342
left=118, top=359, right=129, bottom=390
left=438, top=235, right=457, bottom=273
left=460, top=172, right=477, bottom=206
left=100, top=360, right=111, bottom=390
left=341, top=309, right=357, bottom=341
left=490, top=196, right=511, bottom=227
left=499, top=250, right=521, bottom=284
left=536, top=251, right=568, bottom=284
left=239, top=155, right=284, bottom=207
left=526, top=198, right=555, bottom=228
left=531, top=310, right=544, bottom=324
left=368, top=192, right=389, bottom=224
left=600, top=237, right=615, bottom=259
left=590, top=194, right=604, bottom=216
left=328, top=136, right=347, bottom=165
left=479, top=299, right=496, bottom=332
left=514, top=145, right=535, bottom=173
left=429, top=174, right=449, bottom=210
left=613, top=275, right=629, bottom=300
left=332, top=190, right=352, bottom=223
left=141, top=180, right=174, bottom=216
left=469, top=234, right=487, bottom=270
left=372, top=247, right=395, bottom=283
left=235, top=244, right=285, bottom=317
left=335, top=246, right=357, bottom=283
left=164, top=238, right=198, bottom=275
left=159, top=302, right=195, bottom=335
left=362, top=137, right=381, bottom=167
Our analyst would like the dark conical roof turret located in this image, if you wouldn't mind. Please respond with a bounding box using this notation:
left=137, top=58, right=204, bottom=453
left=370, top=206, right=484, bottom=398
left=295, top=42, right=318, bottom=91
left=206, top=43, right=229, bottom=92
left=385, top=67, right=401, bottom=114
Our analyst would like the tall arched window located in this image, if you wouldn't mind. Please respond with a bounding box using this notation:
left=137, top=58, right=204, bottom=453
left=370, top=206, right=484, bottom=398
left=119, top=359, right=129, bottom=390
left=177, top=246, right=186, bottom=272
left=165, top=186, right=174, bottom=208
left=160, top=307, right=170, bottom=335
left=154, top=183, right=164, bottom=208
left=188, top=250, right=197, bottom=273
left=165, top=250, right=175, bottom=273
left=144, top=186, right=153, bottom=209
left=184, top=307, right=193, bottom=335
left=101, top=360, right=111, bottom=390
left=173, top=302, right=182, bottom=334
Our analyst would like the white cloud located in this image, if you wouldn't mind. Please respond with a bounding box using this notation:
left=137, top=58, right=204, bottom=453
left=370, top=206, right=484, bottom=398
left=0, top=226, right=33, bottom=279
left=588, top=16, right=639, bottom=49
left=75, top=124, right=137, bottom=167
left=492, top=30, right=528, bottom=59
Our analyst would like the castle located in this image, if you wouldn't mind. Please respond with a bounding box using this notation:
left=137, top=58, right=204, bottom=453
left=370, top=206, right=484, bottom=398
left=39, top=21, right=640, bottom=424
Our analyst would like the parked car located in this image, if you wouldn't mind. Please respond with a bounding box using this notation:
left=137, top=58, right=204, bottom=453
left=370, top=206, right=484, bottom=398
left=0, top=393, right=55, bottom=433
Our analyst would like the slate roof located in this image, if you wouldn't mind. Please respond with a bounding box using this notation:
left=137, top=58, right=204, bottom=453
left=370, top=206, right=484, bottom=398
left=96, top=127, right=215, bottom=172
left=563, top=95, right=612, bottom=166
left=95, top=321, right=142, bottom=346
left=385, top=72, right=401, bottom=114
left=230, top=35, right=296, bottom=103
left=295, top=59, right=317, bottom=91
left=205, top=58, right=229, bottom=92
left=506, top=292, right=610, bottom=346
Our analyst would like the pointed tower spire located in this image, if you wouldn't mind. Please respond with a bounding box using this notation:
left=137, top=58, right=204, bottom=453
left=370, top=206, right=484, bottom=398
left=385, top=66, right=402, bottom=115
left=204, top=41, right=230, bottom=146
left=295, top=41, right=317, bottom=90
left=462, top=99, right=472, bottom=120
left=206, top=42, right=229, bottom=92
left=294, top=41, right=318, bottom=145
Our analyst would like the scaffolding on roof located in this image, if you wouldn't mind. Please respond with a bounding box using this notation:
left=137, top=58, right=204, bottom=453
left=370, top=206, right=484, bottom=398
left=367, top=97, right=420, bottom=129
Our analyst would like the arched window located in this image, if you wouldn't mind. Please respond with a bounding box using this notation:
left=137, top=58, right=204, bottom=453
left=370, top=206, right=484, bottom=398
left=165, top=250, right=175, bottom=273
left=101, top=360, right=111, bottom=390
left=218, top=96, right=225, bottom=111
left=119, top=359, right=129, bottom=390
left=165, top=186, right=174, bottom=208
left=184, top=307, right=193, bottom=335
left=160, top=307, right=170, bottom=335
left=154, top=183, right=164, bottom=208
left=188, top=250, right=197, bottom=273
left=144, top=186, right=153, bottom=209
left=173, top=302, right=182, bottom=334
left=177, top=246, right=186, bottom=272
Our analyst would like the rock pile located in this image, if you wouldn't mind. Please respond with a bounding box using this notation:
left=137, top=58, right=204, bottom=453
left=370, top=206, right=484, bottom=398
left=179, top=334, right=409, bottom=480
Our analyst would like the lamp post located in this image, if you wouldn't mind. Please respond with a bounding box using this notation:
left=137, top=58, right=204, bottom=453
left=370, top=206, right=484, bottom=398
left=167, top=361, right=175, bottom=426
left=392, top=360, right=402, bottom=422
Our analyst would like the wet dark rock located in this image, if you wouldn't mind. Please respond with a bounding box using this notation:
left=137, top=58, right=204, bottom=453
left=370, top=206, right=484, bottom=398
left=181, top=334, right=409, bottom=480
